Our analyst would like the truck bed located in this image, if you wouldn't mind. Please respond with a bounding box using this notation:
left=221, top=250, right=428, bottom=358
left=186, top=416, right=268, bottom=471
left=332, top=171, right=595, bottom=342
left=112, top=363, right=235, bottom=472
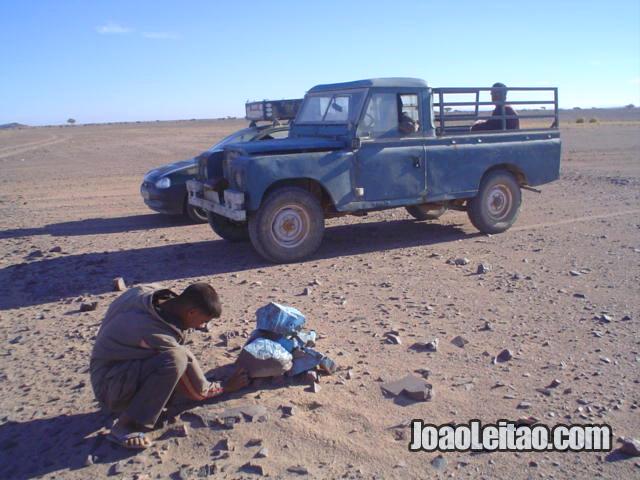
left=424, top=129, right=561, bottom=202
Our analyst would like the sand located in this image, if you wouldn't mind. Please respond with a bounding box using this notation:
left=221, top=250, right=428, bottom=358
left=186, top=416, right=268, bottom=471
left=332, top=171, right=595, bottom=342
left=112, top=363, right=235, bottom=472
left=1, top=113, right=639, bottom=479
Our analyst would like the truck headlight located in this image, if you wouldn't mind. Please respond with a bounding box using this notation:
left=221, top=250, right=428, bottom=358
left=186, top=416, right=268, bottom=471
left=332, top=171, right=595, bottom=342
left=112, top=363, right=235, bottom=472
left=234, top=170, right=245, bottom=189
left=155, top=177, right=171, bottom=189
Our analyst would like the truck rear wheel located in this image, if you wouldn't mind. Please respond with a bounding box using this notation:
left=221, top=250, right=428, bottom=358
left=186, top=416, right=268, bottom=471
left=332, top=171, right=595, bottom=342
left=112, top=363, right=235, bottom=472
left=206, top=211, right=249, bottom=242
left=467, top=170, right=521, bottom=234
left=248, top=187, right=324, bottom=263
left=406, top=204, right=447, bottom=221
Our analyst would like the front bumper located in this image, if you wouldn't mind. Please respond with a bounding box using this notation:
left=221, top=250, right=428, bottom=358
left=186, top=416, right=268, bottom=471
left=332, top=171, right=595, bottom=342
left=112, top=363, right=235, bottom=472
left=140, top=182, right=185, bottom=215
left=186, top=180, right=246, bottom=222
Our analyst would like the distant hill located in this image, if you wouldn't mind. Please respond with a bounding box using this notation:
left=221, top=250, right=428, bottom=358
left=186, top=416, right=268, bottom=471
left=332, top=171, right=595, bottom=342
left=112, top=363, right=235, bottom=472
left=0, top=122, right=28, bottom=130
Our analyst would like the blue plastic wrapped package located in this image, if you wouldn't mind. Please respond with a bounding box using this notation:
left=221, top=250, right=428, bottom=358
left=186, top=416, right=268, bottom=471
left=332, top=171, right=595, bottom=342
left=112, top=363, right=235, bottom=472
left=255, top=302, right=305, bottom=336
left=276, top=337, right=296, bottom=352
left=296, top=330, right=317, bottom=347
left=288, top=348, right=323, bottom=376
left=237, top=338, right=293, bottom=378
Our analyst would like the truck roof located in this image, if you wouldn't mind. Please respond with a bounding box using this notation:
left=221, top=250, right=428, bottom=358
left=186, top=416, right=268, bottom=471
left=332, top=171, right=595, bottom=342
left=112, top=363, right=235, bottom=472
left=309, top=77, right=427, bottom=93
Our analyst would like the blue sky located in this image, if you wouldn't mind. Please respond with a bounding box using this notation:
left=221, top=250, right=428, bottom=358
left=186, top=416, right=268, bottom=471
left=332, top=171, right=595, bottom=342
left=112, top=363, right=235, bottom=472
left=1, top=0, right=639, bottom=125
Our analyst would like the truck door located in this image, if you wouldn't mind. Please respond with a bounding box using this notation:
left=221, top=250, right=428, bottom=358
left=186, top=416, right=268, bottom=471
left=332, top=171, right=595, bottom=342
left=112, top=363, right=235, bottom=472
left=355, top=92, right=426, bottom=202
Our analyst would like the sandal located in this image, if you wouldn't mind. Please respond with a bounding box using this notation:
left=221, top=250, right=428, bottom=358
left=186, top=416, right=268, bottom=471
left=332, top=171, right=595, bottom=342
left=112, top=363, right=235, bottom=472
left=107, top=429, right=153, bottom=450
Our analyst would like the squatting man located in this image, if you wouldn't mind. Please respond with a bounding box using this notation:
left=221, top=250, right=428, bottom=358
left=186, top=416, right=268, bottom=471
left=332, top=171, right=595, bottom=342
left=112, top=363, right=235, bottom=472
left=90, top=282, right=249, bottom=449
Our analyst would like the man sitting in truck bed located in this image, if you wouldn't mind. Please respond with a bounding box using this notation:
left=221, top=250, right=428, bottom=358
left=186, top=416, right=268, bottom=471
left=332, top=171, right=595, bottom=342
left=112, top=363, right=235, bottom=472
left=471, top=82, right=520, bottom=131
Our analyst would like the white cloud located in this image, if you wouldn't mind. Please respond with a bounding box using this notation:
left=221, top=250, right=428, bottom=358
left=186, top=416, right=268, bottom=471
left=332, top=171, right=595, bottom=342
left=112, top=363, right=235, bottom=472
left=142, top=31, right=180, bottom=40
left=96, top=22, right=133, bottom=34
left=631, top=77, right=640, bottom=86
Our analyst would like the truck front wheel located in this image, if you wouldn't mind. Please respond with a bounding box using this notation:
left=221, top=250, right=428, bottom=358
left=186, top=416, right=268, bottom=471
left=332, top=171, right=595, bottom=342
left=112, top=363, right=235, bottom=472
left=467, top=170, right=521, bottom=234
left=186, top=204, right=208, bottom=223
left=206, top=211, right=249, bottom=242
left=248, top=187, right=325, bottom=263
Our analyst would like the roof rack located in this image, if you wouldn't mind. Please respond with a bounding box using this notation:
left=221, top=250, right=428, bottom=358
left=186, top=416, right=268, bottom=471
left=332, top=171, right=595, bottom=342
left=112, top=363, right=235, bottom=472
left=245, top=99, right=303, bottom=125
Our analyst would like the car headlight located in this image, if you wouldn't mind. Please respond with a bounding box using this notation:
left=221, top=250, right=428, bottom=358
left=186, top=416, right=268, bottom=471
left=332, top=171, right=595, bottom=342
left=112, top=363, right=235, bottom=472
left=155, top=177, right=171, bottom=189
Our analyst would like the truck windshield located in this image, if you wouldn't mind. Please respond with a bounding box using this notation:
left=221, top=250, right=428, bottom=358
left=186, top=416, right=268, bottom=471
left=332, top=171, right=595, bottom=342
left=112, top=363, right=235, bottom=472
left=296, top=90, right=366, bottom=124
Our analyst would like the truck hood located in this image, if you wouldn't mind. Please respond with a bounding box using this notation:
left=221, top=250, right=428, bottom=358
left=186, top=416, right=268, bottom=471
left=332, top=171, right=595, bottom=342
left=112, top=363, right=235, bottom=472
left=228, top=137, right=346, bottom=156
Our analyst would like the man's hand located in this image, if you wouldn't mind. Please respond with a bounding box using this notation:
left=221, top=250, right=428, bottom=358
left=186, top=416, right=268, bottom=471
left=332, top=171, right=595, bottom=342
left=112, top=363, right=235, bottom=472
left=223, top=367, right=250, bottom=393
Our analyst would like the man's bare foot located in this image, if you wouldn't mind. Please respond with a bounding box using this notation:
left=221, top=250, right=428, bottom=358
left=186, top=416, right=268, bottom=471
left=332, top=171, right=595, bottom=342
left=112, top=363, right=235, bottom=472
left=107, top=417, right=152, bottom=449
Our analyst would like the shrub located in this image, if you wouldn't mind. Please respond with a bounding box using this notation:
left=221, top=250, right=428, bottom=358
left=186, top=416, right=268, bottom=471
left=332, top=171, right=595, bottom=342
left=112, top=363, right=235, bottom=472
left=576, top=118, right=585, bottom=123
left=589, top=118, right=598, bottom=123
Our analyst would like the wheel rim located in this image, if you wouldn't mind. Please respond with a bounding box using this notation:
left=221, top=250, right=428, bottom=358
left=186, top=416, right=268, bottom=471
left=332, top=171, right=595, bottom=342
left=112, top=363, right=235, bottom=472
left=194, top=207, right=207, bottom=221
left=486, top=184, right=513, bottom=221
left=271, top=205, right=310, bottom=248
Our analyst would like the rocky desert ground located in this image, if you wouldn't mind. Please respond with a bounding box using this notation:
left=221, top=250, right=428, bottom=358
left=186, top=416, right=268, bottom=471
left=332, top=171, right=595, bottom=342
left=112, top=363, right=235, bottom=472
left=0, top=111, right=639, bottom=479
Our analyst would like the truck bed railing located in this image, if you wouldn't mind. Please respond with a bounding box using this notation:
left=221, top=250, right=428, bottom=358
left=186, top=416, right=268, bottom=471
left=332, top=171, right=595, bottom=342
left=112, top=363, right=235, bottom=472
left=432, top=87, right=558, bottom=136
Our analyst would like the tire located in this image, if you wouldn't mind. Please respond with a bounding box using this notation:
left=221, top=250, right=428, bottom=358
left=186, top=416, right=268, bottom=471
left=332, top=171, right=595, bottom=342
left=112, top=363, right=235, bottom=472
left=206, top=211, right=249, bottom=242
left=248, top=187, right=325, bottom=263
left=467, top=170, right=521, bottom=234
left=406, top=204, right=447, bottom=221
left=247, top=212, right=270, bottom=261
left=185, top=203, right=208, bottom=224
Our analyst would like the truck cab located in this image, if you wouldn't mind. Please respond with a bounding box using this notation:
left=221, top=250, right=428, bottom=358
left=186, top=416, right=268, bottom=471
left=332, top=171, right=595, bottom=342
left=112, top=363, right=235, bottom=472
left=187, top=78, right=561, bottom=263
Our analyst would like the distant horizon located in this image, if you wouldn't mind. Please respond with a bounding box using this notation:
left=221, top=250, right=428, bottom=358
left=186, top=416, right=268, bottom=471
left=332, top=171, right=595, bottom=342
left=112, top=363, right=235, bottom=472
left=1, top=104, right=636, bottom=128
left=3, top=91, right=639, bottom=127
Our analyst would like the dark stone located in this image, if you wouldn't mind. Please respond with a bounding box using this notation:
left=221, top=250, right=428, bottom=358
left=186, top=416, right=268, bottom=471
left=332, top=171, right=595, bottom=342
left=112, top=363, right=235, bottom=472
left=451, top=336, right=469, bottom=348
left=287, top=465, right=309, bottom=475
left=113, top=277, right=126, bottom=292
left=547, top=379, right=561, bottom=388
left=618, top=437, right=640, bottom=456
left=280, top=405, right=295, bottom=417
left=385, top=333, right=402, bottom=345
left=381, top=375, right=433, bottom=401
left=306, top=382, right=321, bottom=393
left=241, top=462, right=267, bottom=476
left=496, top=349, right=513, bottom=362
left=79, top=302, right=98, bottom=312
left=213, top=438, right=232, bottom=451
left=255, top=447, right=268, bottom=458
left=410, top=339, right=438, bottom=353
left=431, top=455, right=447, bottom=470
left=477, top=263, right=492, bottom=274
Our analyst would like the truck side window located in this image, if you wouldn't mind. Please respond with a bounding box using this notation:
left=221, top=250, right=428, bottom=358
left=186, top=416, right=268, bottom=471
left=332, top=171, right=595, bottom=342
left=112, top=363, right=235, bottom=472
left=398, top=94, right=420, bottom=135
left=358, top=93, right=399, bottom=138
left=358, top=93, right=420, bottom=138
left=399, top=94, right=419, bottom=122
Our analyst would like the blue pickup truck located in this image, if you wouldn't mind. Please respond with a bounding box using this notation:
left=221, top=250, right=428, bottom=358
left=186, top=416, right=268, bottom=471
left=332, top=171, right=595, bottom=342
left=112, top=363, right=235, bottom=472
left=187, top=78, right=561, bottom=263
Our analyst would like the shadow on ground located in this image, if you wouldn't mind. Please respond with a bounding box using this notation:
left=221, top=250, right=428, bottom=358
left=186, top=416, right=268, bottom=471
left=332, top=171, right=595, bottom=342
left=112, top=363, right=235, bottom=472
left=0, top=213, right=192, bottom=239
left=0, top=365, right=287, bottom=479
left=0, top=411, right=135, bottom=480
left=1, top=219, right=476, bottom=310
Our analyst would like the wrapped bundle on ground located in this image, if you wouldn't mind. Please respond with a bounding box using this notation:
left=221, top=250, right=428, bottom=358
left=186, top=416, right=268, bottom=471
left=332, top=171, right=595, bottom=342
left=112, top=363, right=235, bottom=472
left=237, top=338, right=293, bottom=378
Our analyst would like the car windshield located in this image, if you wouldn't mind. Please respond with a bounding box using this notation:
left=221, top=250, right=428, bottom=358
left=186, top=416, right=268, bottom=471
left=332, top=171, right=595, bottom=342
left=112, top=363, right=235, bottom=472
left=208, top=128, right=257, bottom=151
left=296, top=89, right=366, bottom=124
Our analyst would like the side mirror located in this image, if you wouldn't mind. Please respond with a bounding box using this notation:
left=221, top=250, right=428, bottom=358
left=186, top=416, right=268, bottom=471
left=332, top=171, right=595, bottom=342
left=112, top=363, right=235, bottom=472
left=351, top=137, right=361, bottom=150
